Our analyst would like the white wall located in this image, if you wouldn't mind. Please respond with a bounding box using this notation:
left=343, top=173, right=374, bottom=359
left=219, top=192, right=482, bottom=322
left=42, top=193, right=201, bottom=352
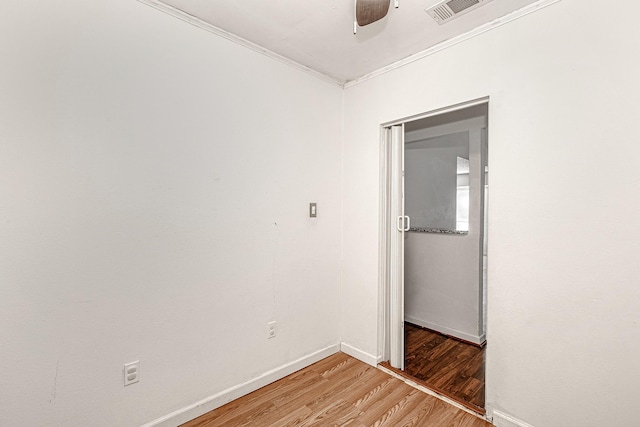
left=0, top=1, right=342, bottom=426
left=342, top=0, right=640, bottom=425
left=404, top=230, right=483, bottom=342
left=405, top=135, right=467, bottom=230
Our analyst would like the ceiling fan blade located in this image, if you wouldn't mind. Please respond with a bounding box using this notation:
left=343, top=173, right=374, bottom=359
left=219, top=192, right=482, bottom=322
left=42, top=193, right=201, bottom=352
left=356, top=0, right=391, bottom=26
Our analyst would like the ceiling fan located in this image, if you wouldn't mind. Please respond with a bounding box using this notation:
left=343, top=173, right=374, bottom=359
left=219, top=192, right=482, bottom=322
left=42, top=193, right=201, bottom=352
left=354, top=0, right=399, bottom=33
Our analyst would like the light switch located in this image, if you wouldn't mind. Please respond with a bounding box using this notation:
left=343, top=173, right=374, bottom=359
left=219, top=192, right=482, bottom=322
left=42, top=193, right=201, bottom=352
left=309, top=203, right=317, bottom=218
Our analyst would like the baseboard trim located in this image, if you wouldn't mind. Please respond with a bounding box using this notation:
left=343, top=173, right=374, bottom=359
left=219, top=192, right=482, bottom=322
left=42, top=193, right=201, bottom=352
left=340, top=342, right=381, bottom=367
left=492, top=410, right=535, bottom=427
left=141, top=343, right=340, bottom=427
left=405, top=316, right=485, bottom=346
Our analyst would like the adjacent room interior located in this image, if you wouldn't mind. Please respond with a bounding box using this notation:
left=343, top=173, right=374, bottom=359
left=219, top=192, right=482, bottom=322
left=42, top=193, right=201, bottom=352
left=379, top=102, right=489, bottom=414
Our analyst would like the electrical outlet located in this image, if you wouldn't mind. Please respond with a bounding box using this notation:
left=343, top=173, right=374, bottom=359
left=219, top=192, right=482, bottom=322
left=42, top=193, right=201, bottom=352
left=124, top=361, right=140, bottom=386
left=267, top=321, right=277, bottom=339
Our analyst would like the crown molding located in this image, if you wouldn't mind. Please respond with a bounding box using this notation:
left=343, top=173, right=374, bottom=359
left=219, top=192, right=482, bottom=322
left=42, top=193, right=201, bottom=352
left=136, top=0, right=345, bottom=87
left=344, top=0, right=563, bottom=88
left=137, top=0, right=562, bottom=90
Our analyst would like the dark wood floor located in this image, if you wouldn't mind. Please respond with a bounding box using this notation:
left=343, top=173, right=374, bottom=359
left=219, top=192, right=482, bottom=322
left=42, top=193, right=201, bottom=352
left=182, top=352, right=490, bottom=427
left=403, top=323, right=485, bottom=412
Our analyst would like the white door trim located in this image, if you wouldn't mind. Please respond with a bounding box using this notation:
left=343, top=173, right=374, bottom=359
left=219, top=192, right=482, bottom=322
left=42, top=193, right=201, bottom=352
left=381, top=96, right=489, bottom=128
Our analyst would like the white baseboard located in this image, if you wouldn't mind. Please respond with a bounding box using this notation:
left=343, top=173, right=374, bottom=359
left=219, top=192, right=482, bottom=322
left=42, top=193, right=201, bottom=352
left=405, top=315, right=485, bottom=346
left=492, top=410, right=535, bottom=427
left=141, top=344, right=340, bottom=427
left=340, top=342, right=381, bottom=366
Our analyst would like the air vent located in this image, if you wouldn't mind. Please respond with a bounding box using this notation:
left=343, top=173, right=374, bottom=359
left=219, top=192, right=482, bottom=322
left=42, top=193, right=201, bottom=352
left=426, top=0, right=494, bottom=25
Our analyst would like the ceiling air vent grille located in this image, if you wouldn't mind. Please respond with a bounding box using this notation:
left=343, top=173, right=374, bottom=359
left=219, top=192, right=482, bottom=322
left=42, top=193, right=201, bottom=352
left=426, top=0, right=494, bottom=25
left=448, top=0, right=480, bottom=14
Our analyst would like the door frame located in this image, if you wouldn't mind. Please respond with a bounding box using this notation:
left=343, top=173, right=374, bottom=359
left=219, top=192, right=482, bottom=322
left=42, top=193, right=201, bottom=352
left=377, top=96, right=490, bottom=365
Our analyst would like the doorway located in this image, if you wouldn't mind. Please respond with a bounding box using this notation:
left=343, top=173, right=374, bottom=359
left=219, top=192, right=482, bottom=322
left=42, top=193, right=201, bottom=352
left=378, top=99, right=489, bottom=414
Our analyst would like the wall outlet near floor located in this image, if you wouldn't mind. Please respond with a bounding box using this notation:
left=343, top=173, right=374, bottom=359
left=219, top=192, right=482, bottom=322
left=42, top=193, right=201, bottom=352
left=124, top=361, right=140, bottom=386
left=267, top=321, right=277, bottom=339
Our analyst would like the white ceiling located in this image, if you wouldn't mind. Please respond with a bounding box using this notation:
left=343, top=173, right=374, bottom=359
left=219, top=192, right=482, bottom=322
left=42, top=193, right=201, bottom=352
left=155, top=0, right=540, bottom=84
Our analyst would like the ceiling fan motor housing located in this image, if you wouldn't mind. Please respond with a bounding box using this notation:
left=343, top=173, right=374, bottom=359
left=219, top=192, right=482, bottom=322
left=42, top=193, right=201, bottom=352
left=356, top=0, right=392, bottom=26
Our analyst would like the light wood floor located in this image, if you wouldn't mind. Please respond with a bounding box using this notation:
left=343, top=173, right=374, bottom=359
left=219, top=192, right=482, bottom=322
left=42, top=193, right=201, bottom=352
left=182, top=352, right=490, bottom=426
left=404, top=324, right=485, bottom=412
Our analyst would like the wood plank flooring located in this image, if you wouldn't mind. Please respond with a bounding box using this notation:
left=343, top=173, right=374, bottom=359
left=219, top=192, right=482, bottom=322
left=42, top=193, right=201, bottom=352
left=181, top=352, right=490, bottom=427
left=403, top=323, right=485, bottom=412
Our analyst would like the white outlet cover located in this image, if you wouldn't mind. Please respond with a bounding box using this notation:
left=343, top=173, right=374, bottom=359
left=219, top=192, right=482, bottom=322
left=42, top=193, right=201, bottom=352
left=124, top=361, right=140, bottom=386
left=267, top=321, right=277, bottom=339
